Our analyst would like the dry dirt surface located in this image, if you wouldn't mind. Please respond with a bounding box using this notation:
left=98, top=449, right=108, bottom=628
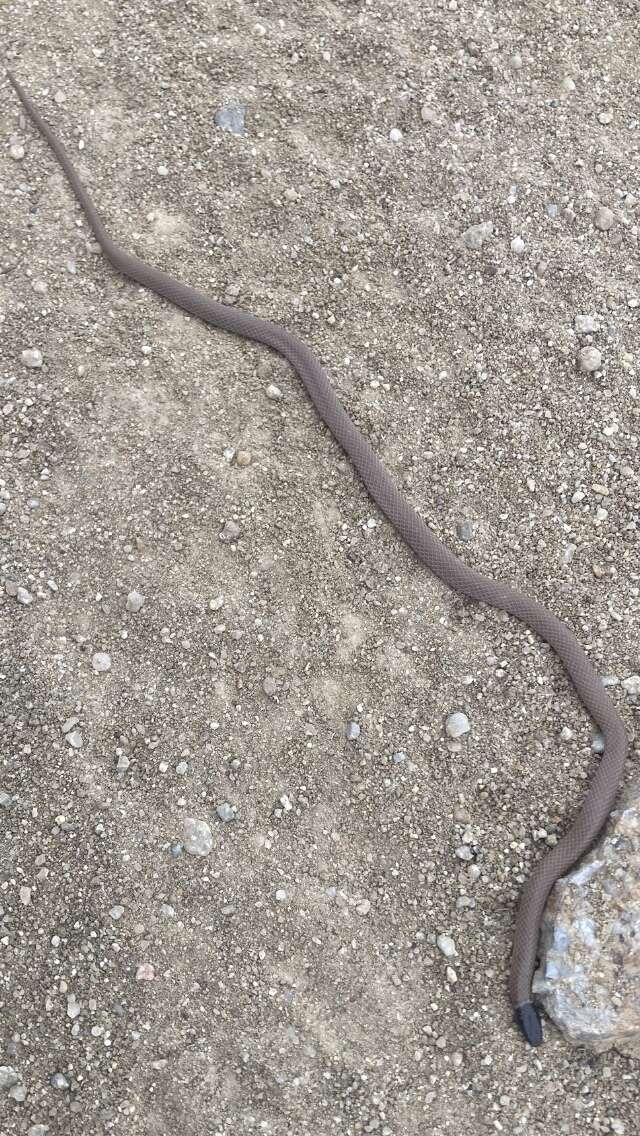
left=1, top=2, right=639, bottom=1134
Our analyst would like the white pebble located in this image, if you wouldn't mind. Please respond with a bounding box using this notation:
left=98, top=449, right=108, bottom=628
left=577, top=346, right=602, bottom=373
left=182, top=816, right=214, bottom=856
left=389, top=128, right=403, bottom=143
left=622, top=674, right=640, bottom=697
left=275, top=888, right=287, bottom=902
left=16, top=586, right=33, bottom=605
left=437, top=933, right=457, bottom=958
left=20, top=885, right=32, bottom=905
left=92, top=651, right=112, bottom=673
left=21, top=348, right=43, bottom=368
left=126, top=590, right=145, bottom=612
left=135, top=962, right=155, bottom=981
left=445, top=712, right=470, bottom=739
left=10, top=143, right=25, bottom=160
left=265, top=383, right=282, bottom=400
left=574, top=314, right=599, bottom=334
left=511, top=236, right=525, bottom=255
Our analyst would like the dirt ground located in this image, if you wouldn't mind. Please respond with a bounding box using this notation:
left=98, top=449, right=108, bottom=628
left=1, top=1, right=639, bottom=1133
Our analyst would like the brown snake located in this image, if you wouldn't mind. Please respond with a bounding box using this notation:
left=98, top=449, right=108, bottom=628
left=8, top=71, right=629, bottom=1046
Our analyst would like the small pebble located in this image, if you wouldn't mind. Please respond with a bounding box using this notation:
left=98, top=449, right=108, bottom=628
left=50, top=1073, right=69, bottom=1090
left=20, top=885, right=32, bottom=905
left=445, top=712, right=470, bottom=739
left=216, top=802, right=235, bottom=823
left=592, top=731, right=605, bottom=754
left=389, top=127, right=403, bottom=143
left=16, top=586, right=33, bottom=605
left=577, top=346, right=602, bottom=373
left=214, top=105, right=246, bottom=136
left=265, top=383, right=282, bottom=400
left=598, top=109, right=613, bottom=125
left=92, top=651, right=112, bottom=673
left=574, top=314, right=599, bottom=334
left=0, top=1066, right=20, bottom=1089
left=561, top=77, right=576, bottom=93
left=456, top=519, right=474, bottom=541
left=66, top=997, right=81, bottom=1020
left=126, top=590, right=145, bottom=612
left=345, top=720, right=361, bottom=740
left=65, top=730, right=82, bottom=749
left=622, top=674, right=640, bottom=697
left=220, top=519, right=241, bottom=542
left=594, top=205, right=614, bottom=231
left=10, top=142, right=25, bottom=160
left=235, top=449, right=252, bottom=466
left=420, top=105, right=437, bottom=123
left=135, top=963, right=155, bottom=981
left=456, top=845, right=474, bottom=861
left=110, top=905, right=125, bottom=920
left=275, top=888, right=287, bottom=902
left=182, top=817, right=214, bottom=856
left=263, top=676, right=278, bottom=696
left=356, top=898, right=371, bottom=915
left=437, top=934, right=457, bottom=959
left=462, top=221, right=493, bottom=250
left=511, top=236, right=525, bottom=255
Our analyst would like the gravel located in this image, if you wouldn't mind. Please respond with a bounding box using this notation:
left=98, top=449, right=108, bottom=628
left=3, top=4, right=639, bottom=1133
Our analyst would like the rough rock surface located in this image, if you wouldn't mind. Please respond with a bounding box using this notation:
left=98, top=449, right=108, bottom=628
left=535, top=787, right=640, bottom=1055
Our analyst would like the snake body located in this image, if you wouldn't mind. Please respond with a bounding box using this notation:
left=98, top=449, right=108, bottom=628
left=8, top=72, right=628, bottom=1046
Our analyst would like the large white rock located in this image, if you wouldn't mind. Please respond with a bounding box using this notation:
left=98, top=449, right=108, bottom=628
left=534, top=787, right=640, bottom=1055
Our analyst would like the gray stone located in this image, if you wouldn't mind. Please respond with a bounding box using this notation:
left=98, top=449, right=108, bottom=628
left=345, top=720, right=361, bottom=740
left=214, top=105, right=246, bottom=136
left=220, top=519, right=241, bottom=542
left=0, top=1066, right=20, bottom=1089
left=456, top=519, right=475, bottom=541
left=461, top=221, right=494, bottom=250
left=92, top=651, right=112, bottom=673
left=216, top=802, right=235, bottom=823
left=594, top=205, right=614, bottom=231
left=182, top=817, right=214, bottom=857
left=126, top=590, right=145, bottom=612
left=534, top=786, right=640, bottom=1055
left=50, top=1073, right=69, bottom=1090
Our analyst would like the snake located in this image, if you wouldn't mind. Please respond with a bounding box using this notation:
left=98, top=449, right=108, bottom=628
left=8, top=71, right=629, bottom=1047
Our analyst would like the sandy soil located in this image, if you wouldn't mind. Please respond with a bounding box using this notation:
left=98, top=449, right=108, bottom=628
left=1, top=2, right=639, bottom=1133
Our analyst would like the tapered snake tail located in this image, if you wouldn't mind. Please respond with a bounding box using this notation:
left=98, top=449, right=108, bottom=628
left=8, top=71, right=629, bottom=1047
